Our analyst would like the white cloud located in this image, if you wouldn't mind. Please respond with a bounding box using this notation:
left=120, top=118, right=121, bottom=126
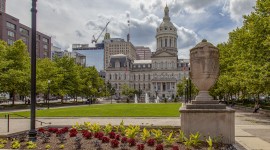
left=226, top=0, right=256, bottom=23
left=6, top=0, right=256, bottom=58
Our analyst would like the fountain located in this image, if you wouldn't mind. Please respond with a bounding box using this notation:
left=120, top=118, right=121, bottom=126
left=145, top=93, right=149, bottom=103
left=134, top=94, right=138, bottom=103
left=155, top=96, right=160, bottom=103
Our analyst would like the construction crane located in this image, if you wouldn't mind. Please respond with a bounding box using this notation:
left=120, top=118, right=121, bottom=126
left=91, top=21, right=110, bottom=43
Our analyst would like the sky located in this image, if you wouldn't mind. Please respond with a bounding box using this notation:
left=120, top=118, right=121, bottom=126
left=6, top=0, right=256, bottom=59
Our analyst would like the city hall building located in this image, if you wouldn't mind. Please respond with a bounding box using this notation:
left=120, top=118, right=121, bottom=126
left=105, top=5, right=189, bottom=100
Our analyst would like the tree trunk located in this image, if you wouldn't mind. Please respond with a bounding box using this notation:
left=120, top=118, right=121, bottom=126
left=61, top=96, right=64, bottom=104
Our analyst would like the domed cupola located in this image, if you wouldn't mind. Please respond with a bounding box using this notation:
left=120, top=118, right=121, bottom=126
left=156, top=4, right=178, bottom=54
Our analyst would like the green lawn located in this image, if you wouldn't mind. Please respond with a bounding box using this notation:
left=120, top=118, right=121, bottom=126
left=0, top=103, right=182, bottom=117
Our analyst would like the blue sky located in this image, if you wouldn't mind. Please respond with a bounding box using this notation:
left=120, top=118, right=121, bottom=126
left=6, top=0, right=256, bottom=59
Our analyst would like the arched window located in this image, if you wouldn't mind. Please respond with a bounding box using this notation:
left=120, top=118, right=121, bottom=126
left=115, top=74, right=117, bottom=80
left=161, top=38, right=163, bottom=47
left=169, top=38, right=172, bottom=47
left=109, top=74, right=111, bottom=80
left=165, top=39, right=167, bottom=47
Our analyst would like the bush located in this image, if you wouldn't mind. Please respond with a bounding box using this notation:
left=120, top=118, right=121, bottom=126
left=172, top=145, right=179, bottom=150
left=115, top=134, right=121, bottom=140
left=109, top=131, right=116, bottom=139
left=94, top=132, right=104, bottom=140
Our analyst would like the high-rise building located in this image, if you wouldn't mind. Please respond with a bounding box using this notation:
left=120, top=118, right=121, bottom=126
left=0, top=12, right=51, bottom=58
left=72, top=44, right=104, bottom=71
left=0, top=0, right=6, bottom=13
left=135, top=46, right=152, bottom=60
left=51, top=45, right=64, bottom=60
left=63, top=50, right=86, bottom=67
left=104, top=38, right=136, bottom=70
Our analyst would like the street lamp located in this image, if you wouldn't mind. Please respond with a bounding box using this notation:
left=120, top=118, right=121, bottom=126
left=88, top=85, right=91, bottom=105
left=29, top=0, right=37, bottom=141
left=47, top=80, right=51, bottom=109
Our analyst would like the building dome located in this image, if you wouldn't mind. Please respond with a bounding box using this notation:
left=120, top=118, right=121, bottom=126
left=156, top=5, right=178, bottom=53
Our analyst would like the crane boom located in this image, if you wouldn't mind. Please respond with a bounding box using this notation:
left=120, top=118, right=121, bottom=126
left=91, top=21, right=110, bottom=43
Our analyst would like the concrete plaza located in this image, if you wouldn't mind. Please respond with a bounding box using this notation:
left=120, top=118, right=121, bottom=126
left=0, top=106, right=270, bottom=150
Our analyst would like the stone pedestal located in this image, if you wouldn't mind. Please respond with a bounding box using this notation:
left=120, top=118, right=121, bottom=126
left=180, top=105, right=235, bottom=144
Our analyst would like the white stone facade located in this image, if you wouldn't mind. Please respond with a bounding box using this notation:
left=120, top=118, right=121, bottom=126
left=105, top=5, right=189, bottom=100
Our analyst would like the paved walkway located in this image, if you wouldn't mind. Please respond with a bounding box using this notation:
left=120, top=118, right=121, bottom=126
left=0, top=108, right=270, bottom=150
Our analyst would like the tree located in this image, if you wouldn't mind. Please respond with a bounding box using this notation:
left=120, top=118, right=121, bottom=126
left=121, top=84, right=136, bottom=103
left=0, top=40, right=30, bottom=105
left=211, top=0, right=270, bottom=107
left=54, top=56, right=78, bottom=103
left=36, top=58, right=62, bottom=103
left=176, top=77, right=198, bottom=100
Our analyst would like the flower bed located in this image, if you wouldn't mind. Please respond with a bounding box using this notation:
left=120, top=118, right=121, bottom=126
left=0, top=121, right=236, bottom=150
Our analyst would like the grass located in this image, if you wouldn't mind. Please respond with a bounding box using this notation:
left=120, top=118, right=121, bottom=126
left=0, top=103, right=182, bottom=117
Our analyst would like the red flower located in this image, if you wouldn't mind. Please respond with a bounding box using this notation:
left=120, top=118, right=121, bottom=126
left=82, top=131, right=92, bottom=139
left=156, top=144, right=164, bottom=150
left=137, top=144, right=145, bottom=150
left=102, top=136, right=110, bottom=143
left=38, top=128, right=45, bottom=133
left=147, top=139, right=155, bottom=146
left=48, top=128, right=58, bottom=133
left=69, top=128, right=78, bottom=137
left=172, top=145, right=179, bottom=150
left=121, top=137, right=128, bottom=143
left=109, top=131, right=116, bottom=139
left=110, top=139, right=119, bottom=148
left=128, top=138, right=136, bottom=146
left=94, top=132, right=104, bottom=140
left=115, top=134, right=121, bottom=140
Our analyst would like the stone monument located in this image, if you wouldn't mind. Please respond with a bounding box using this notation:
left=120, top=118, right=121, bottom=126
left=180, top=39, right=235, bottom=144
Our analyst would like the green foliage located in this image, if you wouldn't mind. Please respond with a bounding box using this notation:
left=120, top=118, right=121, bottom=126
left=164, top=131, right=175, bottom=146
left=178, top=130, right=186, bottom=143
left=26, top=141, right=37, bottom=149
left=72, top=122, right=83, bottom=130
left=90, top=123, right=101, bottom=133
left=183, top=137, right=192, bottom=150
left=206, top=136, right=213, bottom=150
left=59, top=144, right=64, bottom=149
left=119, top=120, right=126, bottom=135
left=45, top=144, right=51, bottom=149
left=0, top=139, right=7, bottom=144
left=141, top=128, right=151, bottom=142
left=210, top=0, right=270, bottom=105
left=0, top=40, right=30, bottom=104
left=125, top=125, right=140, bottom=139
left=0, top=143, right=4, bottom=148
left=190, top=132, right=201, bottom=146
left=151, top=129, right=163, bottom=143
left=176, top=77, right=198, bottom=99
left=121, top=84, right=136, bottom=102
left=11, top=140, right=20, bottom=149
left=104, top=123, right=113, bottom=135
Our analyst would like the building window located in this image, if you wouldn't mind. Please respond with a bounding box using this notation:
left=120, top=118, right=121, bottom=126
left=21, top=36, right=28, bottom=44
left=6, top=22, right=16, bottom=30
left=7, top=31, right=15, bottom=37
left=7, top=39, right=14, bottom=45
left=19, top=28, right=29, bottom=35
left=42, top=37, right=49, bottom=43
left=43, top=44, right=48, bottom=49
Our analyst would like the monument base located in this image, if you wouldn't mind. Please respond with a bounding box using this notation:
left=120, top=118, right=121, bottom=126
left=180, top=105, right=235, bottom=144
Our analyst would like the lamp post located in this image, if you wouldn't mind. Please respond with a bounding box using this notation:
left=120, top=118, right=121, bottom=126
left=47, top=80, right=51, bottom=109
left=29, top=0, right=37, bottom=141
left=88, top=85, right=91, bottom=105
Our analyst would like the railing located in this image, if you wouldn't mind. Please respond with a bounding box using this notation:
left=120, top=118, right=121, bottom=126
left=4, top=113, right=51, bottom=132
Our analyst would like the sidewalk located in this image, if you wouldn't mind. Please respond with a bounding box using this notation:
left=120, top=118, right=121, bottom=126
left=1, top=109, right=270, bottom=150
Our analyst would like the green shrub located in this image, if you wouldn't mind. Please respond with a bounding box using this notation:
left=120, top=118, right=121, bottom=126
left=164, top=131, right=175, bottom=146
left=26, top=141, right=37, bottom=149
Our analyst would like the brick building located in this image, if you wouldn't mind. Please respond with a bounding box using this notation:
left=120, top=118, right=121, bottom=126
left=0, top=12, right=51, bottom=58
